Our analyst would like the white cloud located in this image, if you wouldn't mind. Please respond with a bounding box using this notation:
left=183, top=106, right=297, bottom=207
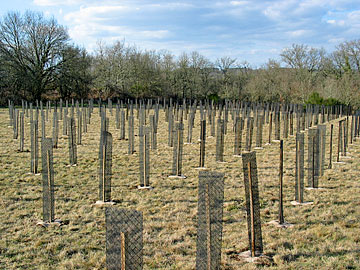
left=29, top=0, right=360, bottom=65
left=287, top=29, right=310, bottom=37
left=328, top=37, right=345, bottom=44
left=262, top=0, right=297, bottom=20
left=33, top=0, right=85, bottom=6
left=348, top=10, right=360, bottom=21
left=326, top=19, right=345, bottom=26
left=230, top=1, right=249, bottom=6
left=141, top=30, right=170, bottom=39
left=64, top=5, right=132, bottom=24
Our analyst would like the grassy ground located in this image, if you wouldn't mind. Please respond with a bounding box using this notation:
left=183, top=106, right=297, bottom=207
left=0, top=107, right=359, bottom=270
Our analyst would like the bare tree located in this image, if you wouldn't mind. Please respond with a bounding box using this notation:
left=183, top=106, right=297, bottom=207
left=333, top=39, right=360, bottom=74
left=216, top=56, right=236, bottom=75
left=0, top=11, right=69, bottom=100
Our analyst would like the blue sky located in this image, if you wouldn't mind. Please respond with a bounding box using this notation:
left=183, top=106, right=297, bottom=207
left=1, top=0, right=360, bottom=67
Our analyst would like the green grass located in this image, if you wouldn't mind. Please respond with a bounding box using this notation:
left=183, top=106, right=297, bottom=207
left=0, top=108, right=359, bottom=269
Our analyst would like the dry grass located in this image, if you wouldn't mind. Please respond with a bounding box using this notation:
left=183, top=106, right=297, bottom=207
left=0, top=107, right=359, bottom=270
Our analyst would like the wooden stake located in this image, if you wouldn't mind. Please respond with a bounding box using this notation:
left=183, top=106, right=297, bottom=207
left=121, top=232, right=126, bottom=270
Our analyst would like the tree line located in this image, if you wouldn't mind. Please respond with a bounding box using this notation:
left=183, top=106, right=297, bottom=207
left=1, top=11, right=360, bottom=106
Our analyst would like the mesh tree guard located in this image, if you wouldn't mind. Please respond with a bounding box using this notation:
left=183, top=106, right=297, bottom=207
left=224, top=107, right=228, bottom=134
left=234, top=117, right=244, bottom=155
left=13, top=109, right=19, bottom=139
left=87, top=104, right=92, bottom=124
left=120, top=110, right=126, bottom=140
left=216, top=119, right=225, bottom=162
left=255, top=114, right=264, bottom=148
left=25, top=101, right=29, bottom=117
left=337, top=120, right=343, bottom=161
left=290, top=111, right=294, bottom=136
left=278, top=140, right=284, bottom=224
left=59, top=99, right=63, bottom=120
left=41, top=138, right=54, bottom=222
left=30, top=120, right=39, bottom=174
left=99, top=131, right=113, bottom=202
left=82, top=108, right=87, bottom=133
left=305, top=105, right=310, bottom=129
left=41, top=110, right=46, bottom=139
left=52, top=110, right=59, bottom=148
left=150, top=115, right=157, bottom=150
left=30, top=104, right=33, bottom=124
left=128, top=115, right=135, bottom=154
left=19, top=112, right=24, bottom=152
left=274, top=111, right=280, bottom=140
left=301, top=109, right=306, bottom=131
left=314, top=105, right=319, bottom=125
left=199, top=120, right=206, bottom=168
left=328, top=124, right=334, bottom=169
left=139, top=126, right=150, bottom=187
left=242, top=151, right=263, bottom=256
left=68, top=118, right=77, bottom=165
left=108, top=98, right=113, bottom=116
left=106, top=208, right=143, bottom=270
left=8, top=102, right=13, bottom=127
left=63, top=112, right=68, bottom=136
left=100, top=111, right=108, bottom=144
left=211, top=109, right=216, bottom=137
left=283, top=112, right=289, bottom=139
left=317, top=125, right=326, bottom=176
left=196, top=171, right=224, bottom=270
left=116, top=104, right=120, bottom=129
left=245, top=117, right=254, bottom=152
left=295, top=132, right=305, bottom=202
left=187, top=113, right=193, bottom=144
left=265, top=103, right=270, bottom=124
left=35, top=107, right=39, bottom=124
left=308, top=128, right=320, bottom=188
left=350, top=115, right=354, bottom=144
left=321, top=105, right=325, bottom=123
left=46, top=101, right=49, bottom=122
left=268, top=112, right=273, bottom=144
left=171, top=122, right=184, bottom=176
left=168, top=112, right=174, bottom=147
left=77, top=112, right=82, bottom=145
left=343, top=118, right=348, bottom=156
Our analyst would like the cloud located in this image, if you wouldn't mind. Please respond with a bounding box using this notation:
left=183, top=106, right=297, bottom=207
left=64, top=5, right=132, bottom=24
left=63, top=3, right=175, bottom=53
left=229, top=1, right=250, bottom=6
left=29, top=0, right=360, bottom=66
left=33, top=0, right=85, bottom=6
left=326, top=19, right=345, bottom=26
left=141, top=30, right=170, bottom=39
left=287, top=29, right=311, bottom=38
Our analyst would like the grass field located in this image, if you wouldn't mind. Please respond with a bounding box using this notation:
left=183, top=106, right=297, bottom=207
left=0, top=107, right=359, bottom=270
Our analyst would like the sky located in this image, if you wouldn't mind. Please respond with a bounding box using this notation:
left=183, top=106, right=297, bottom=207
left=1, top=0, right=360, bottom=67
